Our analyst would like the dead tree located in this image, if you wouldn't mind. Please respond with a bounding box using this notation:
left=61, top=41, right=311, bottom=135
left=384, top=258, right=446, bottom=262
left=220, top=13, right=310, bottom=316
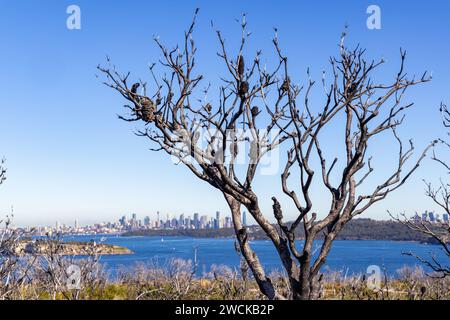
left=394, top=103, right=450, bottom=278
left=32, top=233, right=105, bottom=300
left=0, top=161, right=36, bottom=299
left=0, top=216, right=34, bottom=299
left=99, top=11, right=434, bottom=299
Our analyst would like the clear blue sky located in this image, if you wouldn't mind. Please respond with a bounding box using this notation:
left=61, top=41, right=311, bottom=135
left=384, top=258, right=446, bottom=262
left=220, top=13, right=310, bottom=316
left=0, top=0, right=449, bottom=227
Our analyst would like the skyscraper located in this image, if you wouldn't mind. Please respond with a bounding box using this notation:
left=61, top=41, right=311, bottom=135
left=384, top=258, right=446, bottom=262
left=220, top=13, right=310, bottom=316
left=225, top=216, right=232, bottom=228
left=193, top=213, right=199, bottom=229
left=120, top=215, right=127, bottom=227
left=422, top=212, right=428, bottom=221
left=242, top=211, right=247, bottom=227
left=180, top=213, right=185, bottom=227
left=200, top=215, right=207, bottom=229
left=215, top=211, right=221, bottom=229
left=130, top=213, right=139, bottom=230
left=429, top=212, right=435, bottom=222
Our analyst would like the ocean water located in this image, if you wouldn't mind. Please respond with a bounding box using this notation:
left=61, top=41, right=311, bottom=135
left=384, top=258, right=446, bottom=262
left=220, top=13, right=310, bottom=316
left=62, top=235, right=448, bottom=278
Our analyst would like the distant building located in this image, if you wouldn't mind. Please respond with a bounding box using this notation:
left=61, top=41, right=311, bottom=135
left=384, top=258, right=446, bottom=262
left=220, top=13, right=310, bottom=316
left=215, top=211, right=221, bottom=229
left=443, top=213, right=449, bottom=223
left=144, top=216, right=151, bottom=227
left=129, top=213, right=139, bottom=230
left=119, top=216, right=127, bottom=227
left=422, top=212, right=428, bottom=222
left=179, top=214, right=185, bottom=227
left=429, top=212, right=435, bottom=222
left=225, top=216, right=232, bottom=228
left=243, top=211, right=247, bottom=226
left=193, top=213, right=199, bottom=229
left=200, top=215, right=207, bottom=229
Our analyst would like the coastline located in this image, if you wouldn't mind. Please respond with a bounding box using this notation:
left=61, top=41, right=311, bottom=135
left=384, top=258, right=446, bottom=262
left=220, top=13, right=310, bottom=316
left=15, top=240, right=133, bottom=256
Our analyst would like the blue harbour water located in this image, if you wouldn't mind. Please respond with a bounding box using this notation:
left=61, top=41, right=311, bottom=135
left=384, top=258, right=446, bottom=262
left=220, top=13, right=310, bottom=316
left=63, top=235, right=448, bottom=278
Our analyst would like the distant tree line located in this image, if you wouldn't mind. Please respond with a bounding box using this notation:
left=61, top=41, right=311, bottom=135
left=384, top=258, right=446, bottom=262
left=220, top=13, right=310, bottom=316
left=123, top=218, right=438, bottom=243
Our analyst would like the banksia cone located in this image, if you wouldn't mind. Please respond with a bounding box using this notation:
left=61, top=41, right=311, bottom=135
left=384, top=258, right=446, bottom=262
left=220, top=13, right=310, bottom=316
left=251, top=106, right=260, bottom=117
left=130, top=83, right=140, bottom=94
left=239, top=81, right=249, bottom=98
left=281, top=77, right=290, bottom=92
left=204, top=103, right=212, bottom=113
left=272, top=197, right=283, bottom=221
left=140, top=97, right=156, bottom=123
left=237, top=55, right=245, bottom=77
left=348, top=82, right=357, bottom=95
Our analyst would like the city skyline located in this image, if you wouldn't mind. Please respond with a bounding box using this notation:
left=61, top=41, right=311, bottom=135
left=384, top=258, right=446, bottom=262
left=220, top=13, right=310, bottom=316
left=8, top=210, right=252, bottom=235
left=5, top=209, right=448, bottom=232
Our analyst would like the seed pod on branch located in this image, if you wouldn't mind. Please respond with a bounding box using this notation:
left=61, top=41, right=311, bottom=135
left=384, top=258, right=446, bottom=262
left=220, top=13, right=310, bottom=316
left=281, top=77, right=290, bottom=92
left=272, top=197, right=283, bottom=221
left=237, top=55, right=245, bottom=77
left=130, top=83, right=140, bottom=94
left=347, top=82, right=358, bottom=96
left=239, top=81, right=249, bottom=98
left=251, top=106, right=260, bottom=117
left=204, top=103, right=212, bottom=113
left=140, top=97, right=156, bottom=123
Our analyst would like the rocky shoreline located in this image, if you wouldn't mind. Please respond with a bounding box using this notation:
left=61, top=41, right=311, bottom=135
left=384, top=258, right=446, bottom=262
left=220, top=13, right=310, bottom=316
left=15, top=240, right=133, bottom=256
